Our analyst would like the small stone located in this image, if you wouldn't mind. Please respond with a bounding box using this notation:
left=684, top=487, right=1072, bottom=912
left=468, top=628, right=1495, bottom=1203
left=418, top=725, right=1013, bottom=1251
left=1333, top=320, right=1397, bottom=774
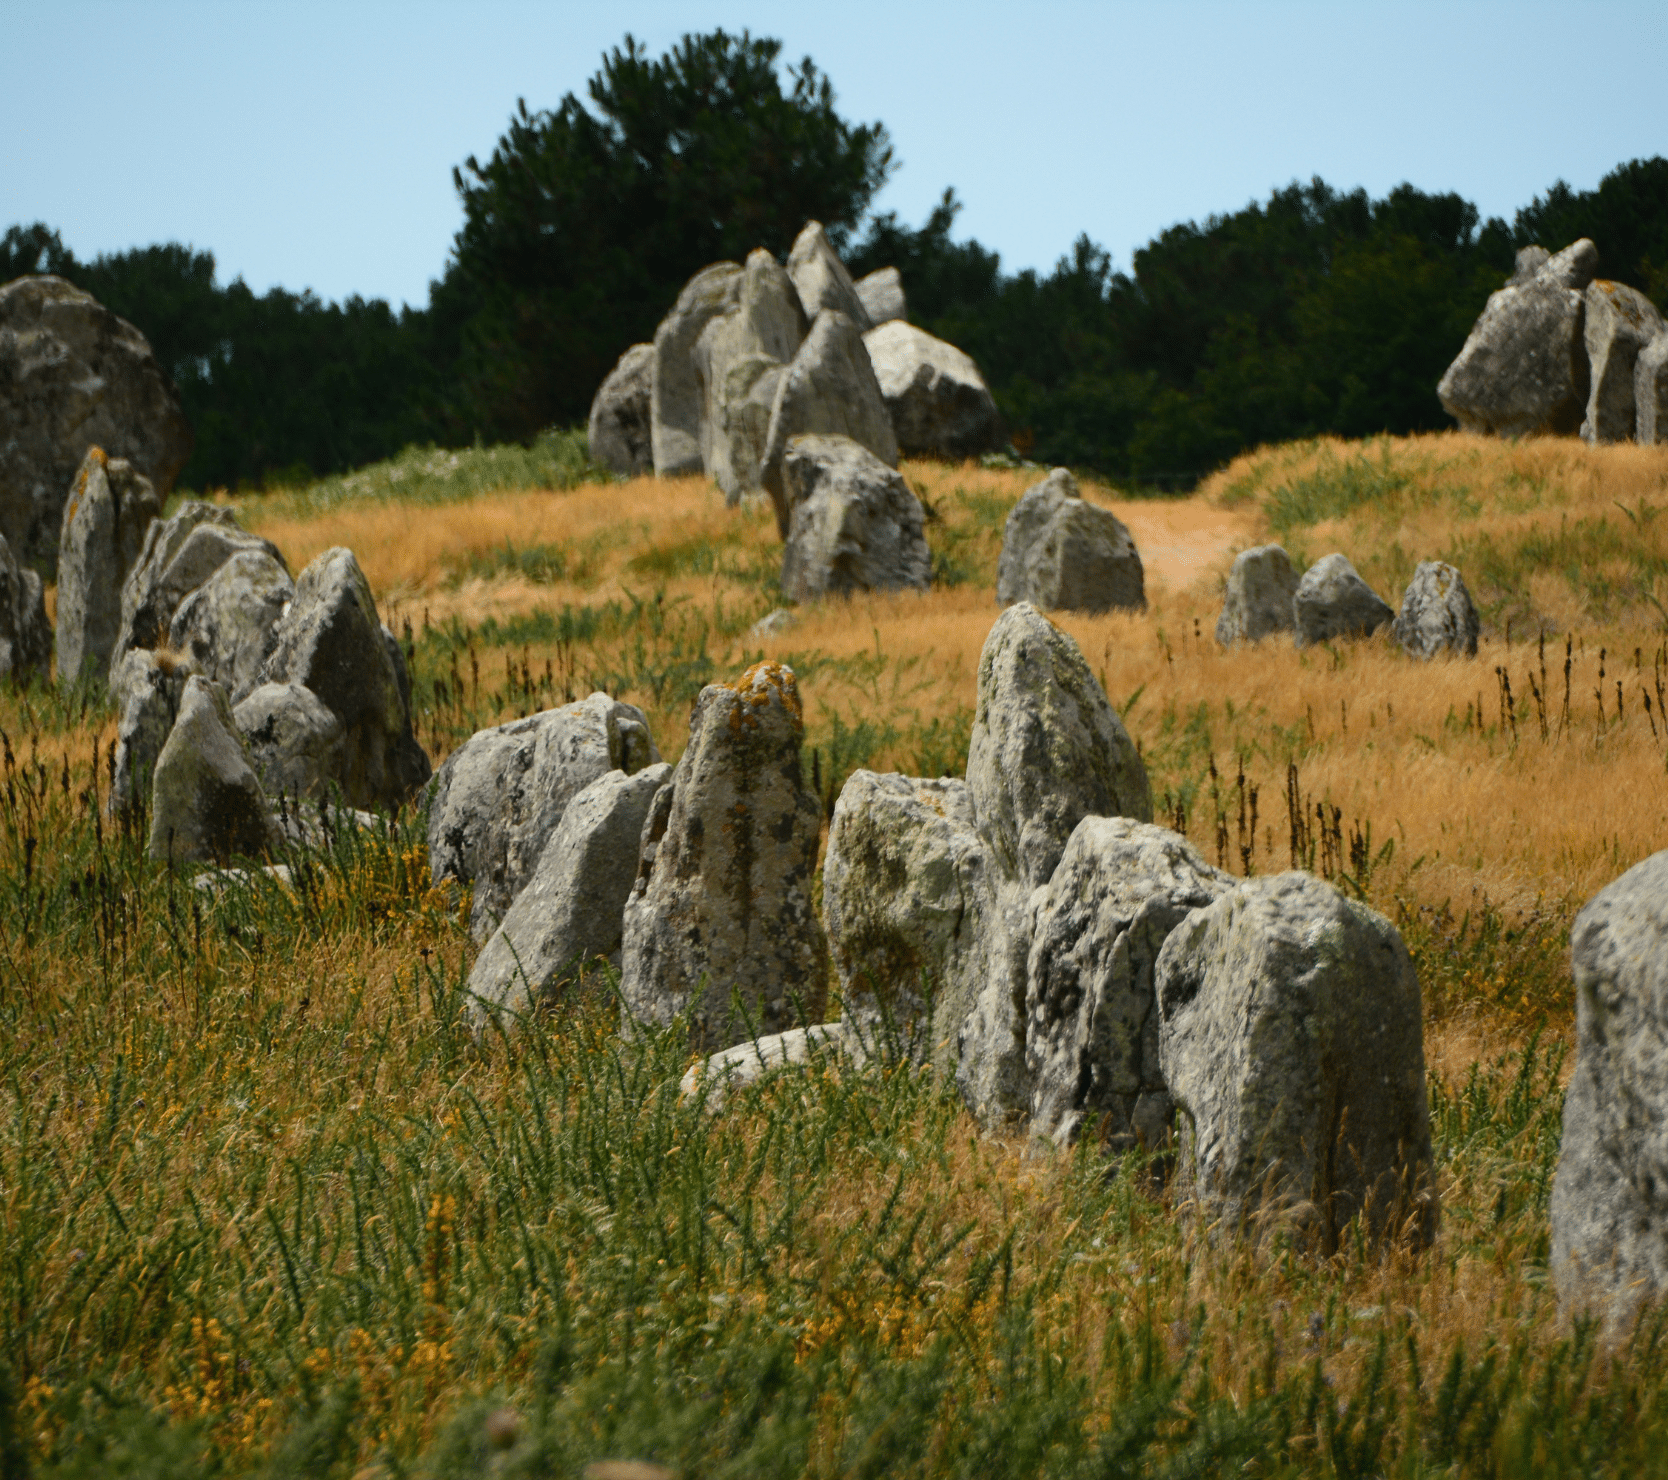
left=995, top=468, right=1144, bottom=614
left=749, top=607, right=799, bottom=641
left=1392, top=561, right=1480, bottom=659
left=1292, top=554, right=1394, bottom=647
left=147, top=676, right=276, bottom=863
left=680, top=1024, right=845, bottom=1107
left=1214, top=544, right=1299, bottom=645
left=587, top=343, right=655, bottom=476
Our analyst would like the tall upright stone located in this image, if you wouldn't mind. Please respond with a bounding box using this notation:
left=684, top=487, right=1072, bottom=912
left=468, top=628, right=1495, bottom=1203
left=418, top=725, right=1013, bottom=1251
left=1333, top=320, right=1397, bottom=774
left=996, top=468, right=1144, bottom=614
left=587, top=343, right=655, bottom=476
left=786, top=221, right=872, bottom=330
left=1215, top=544, right=1299, bottom=645
left=1640, top=334, right=1668, bottom=445
left=1581, top=280, right=1665, bottom=444
left=0, top=533, right=51, bottom=682
left=55, top=447, right=160, bottom=684
left=147, top=676, right=276, bottom=864
left=651, top=262, right=742, bottom=477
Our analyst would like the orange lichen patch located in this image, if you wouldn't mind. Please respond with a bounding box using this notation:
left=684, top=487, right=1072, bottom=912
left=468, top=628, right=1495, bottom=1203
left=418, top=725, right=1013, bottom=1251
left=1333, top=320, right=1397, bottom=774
left=728, top=659, right=803, bottom=729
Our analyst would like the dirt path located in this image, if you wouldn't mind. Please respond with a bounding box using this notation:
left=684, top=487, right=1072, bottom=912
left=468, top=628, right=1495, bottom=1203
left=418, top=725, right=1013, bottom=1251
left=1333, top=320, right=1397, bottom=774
left=1104, top=497, right=1264, bottom=594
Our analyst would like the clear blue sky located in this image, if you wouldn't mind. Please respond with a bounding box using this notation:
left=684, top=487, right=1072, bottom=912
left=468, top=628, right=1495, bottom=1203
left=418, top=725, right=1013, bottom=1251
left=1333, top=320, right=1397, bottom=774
left=7, top=1, right=1665, bottom=309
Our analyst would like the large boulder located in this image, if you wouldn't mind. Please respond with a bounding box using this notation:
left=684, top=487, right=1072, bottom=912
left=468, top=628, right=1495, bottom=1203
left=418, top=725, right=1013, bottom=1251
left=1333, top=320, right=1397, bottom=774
left=1027, top=818, right=1232, bottom=1147
left=587, top=343, right=654, bottom=476
left=55, top=447, right=159, bottom=684
left=1437, top=240, right=1596, bottom=437
left=854, top=267, right=906, bottom=326
left=760, top=311, right=899, bottom=535
left=233, top=681, right=346, bottom=802
left=1214, top=544, right=1299, bottom=645
left=1640, top=334, right=1668, bottom=445
left=426, top=692, right=659, bottom=940
left=996, top=468, right=1145, bottom=614
left=109, top=648, right=197, bottom=817
left=1393, top=560, right=1480, bottom=659
left=467, top=762, right=672, bottom=1028
left=1551, top=851, right=1668, bottom=1331
left=651, top=262, right=742, bottom=477
left=1582, top=281, right=1665, bottom=444
left=0, top=276, right=191, bottom=563
left=1155, top=872, right=1434, bottom=1247
left=864, top=320, right=1000, bottom=460
left=1292, top=553, right=1394, bottom=647
left=258, top=547, right=429, bottom=811
left=169, top=548, right=295, bottom=703
left=779, top=434, right=932, bottom=603
left=147, top=676, right=276, bottom=864
left=0, top=533, right=51, bottom=682
left=620, top=661, right=827, bottom=1051
left=786, top=221, right=872, bottom=330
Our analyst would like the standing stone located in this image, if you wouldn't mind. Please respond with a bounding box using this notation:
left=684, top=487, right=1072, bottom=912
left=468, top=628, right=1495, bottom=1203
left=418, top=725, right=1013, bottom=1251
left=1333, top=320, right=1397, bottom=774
left=1640, top=334, right=1668, bottom=445
left=1155, top=872, right=1434, bottom=1247
left=620, top=662, right=827, bottom=1051
left=0, top=276, right=192, bottom=563
left=168, top=548, right=295, bottom=703
left=1215, top=544, right=1300, bottom=645
left=147, top=676, right=276, bottom=863
left=1393, top=561, right=1480, bottom=659
left=1292, top=553, right=1394, bottom=647
left=995, top=468, right=1145, bottom=614
left=1551, top=851, right=1668, bottom=1331
left=426, top=693, right=659, bottom=940
left=760, top=310, right=899, bottom=534
left=109, top=648, right=198, bottom=817
left=233, top=681, right=347, bottom=802
left=468, top=762, right=672, bottom=1027
left=1508, top=245, right=1551, bottom=284
left=651, top=262, right=742, bottom=477
left=786, top=221, right=872, bottom=330
left=855, top=266, right=906, bottom=326
left=55, top=447, right=159, bottom=684
left=0, top=533, right=51, bottom=682
left=587, top=343, right=655, bottom=476
left=779, top=434, right=932, bottom=603
left=1581, top=281, right=1665, bottom=444
left=1027, top=818, right=1232, bottom=1147
left=864, top=320, right=1001, bottom=459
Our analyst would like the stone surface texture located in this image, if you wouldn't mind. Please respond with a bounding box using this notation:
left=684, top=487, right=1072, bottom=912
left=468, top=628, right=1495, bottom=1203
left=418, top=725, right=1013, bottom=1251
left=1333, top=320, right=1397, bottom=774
left=55, top=447, right=159, bottom=683
left=1214, top=544, right=1300, bottom=645
left=680, top=1024, right=845, bottom=1107
left=147, top=676, right=276, bottom=863
left=0, top=533, right=50, bottom=682
left=1509, top=245, right=1551, bottom=284
left=233, top=681, right=347, bottom=802
left=586, top=343, right=655, bottom=476
left=855, top=267, right=906, bottom=325
left=995, top=468, right=1145, bottom=614
left=864, top=319, right=1000, bottom=459
left=1393, top=561, right=1480, bottom=659
left=109, top=648, right=197, bottom=816
left=786, top=221, right=872, bottom=330
left=168, top=548, right=294, bottom=703
left=1581, top=280, right=1665, bottom=444
left=1640, top=334, right=1668, bottom=445
left=651, top=262, right=742, bottom=476
left=1292, top=553, right=1394, bottom=647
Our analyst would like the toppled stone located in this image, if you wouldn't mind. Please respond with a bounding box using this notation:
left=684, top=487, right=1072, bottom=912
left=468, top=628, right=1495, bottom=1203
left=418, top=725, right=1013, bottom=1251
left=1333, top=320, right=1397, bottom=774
left=0, top=275, right=191, bottom=562
left=109, top=648, right=197, bottom=816
left=1155, top=872, right=1434, bottom=1247
left=1214, top=544, right=1299, bottom=645
left=1551, top=850, right=1668, bottom=1331
left=587, top=343, right=655, bottom=476
left=760, top=311, right=898, bottom=534
left=1640, top=334, right=1668, bottom=445
left=427, top=693, right=659, bottom=939
left=779, top=434, right=931, bottom=603
left=864, top=320, right=1000, bottom=459
left=680, top=1024, right=845, bottom=1107
left=651, top=262, right=742, bottom=477
left=147, top=676, right=276, bottom=863
left=233, top=681, right=346, bottom=802
left=1393, top=561, right=1480, bottom=659
left=1582, top=281, right=1666, bottom=444
left=620, top=662, right=827, bottom=1051
left=786, top=222, right=872, bottom=330
left=995, top=468, right=1144, bottom=614
left=55, top=447, right=159, bottom=684
left=0, top=533, right=51, bottom=682
left=468, top=762, right=672, bottom=1026
left=168, top=549, right=294, bottom=703
left=854, top=267, right=906, bottom=326
left=1292, top=554, right=1394, bottom=647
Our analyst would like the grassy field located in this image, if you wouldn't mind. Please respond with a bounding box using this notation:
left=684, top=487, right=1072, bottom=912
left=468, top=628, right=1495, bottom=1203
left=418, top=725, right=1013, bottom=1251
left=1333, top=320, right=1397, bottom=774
left=3, top=430, right=1668, bottom=1476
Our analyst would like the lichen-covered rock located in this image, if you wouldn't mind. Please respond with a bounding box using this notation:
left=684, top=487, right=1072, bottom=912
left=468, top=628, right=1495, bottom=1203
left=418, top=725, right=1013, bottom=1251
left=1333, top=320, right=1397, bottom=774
left=1155, top=872, right=1434, bottom=1247
left=1026, top=818, right=1232, bottom=1146
left=55, top=447, right=159, bottom=684
left=966, top=602, right=1151, bottom=889
left=1393, top=561, right=1480, bottom=659
left=147, top=676, right=276, bottom=863
left=864, top=319, right=1000, bottom=460
left=620, top=662, right=827, bottom=1051
left=109, top=648, right=197, bottom=817
left=760, top=310, right=898, bottom=535
left=1214, top=544, right=1299, bottom=645
left=0, top=532, right=51, bottom=682
left=0, top=275, right=191, bottom=563
left=1640, top=334, right=1668, bottom=445
left=855, top=266, right=906, bottom=326
left=427, top=693, right=659, bottom=940
left=1292, top=553, right=1394, bottom=647
left=1551, top=851, right=1668, bottom=1331
left=587, top=343, right=655, bottom=476
left=168, top=549, right=295, bottom=703
left=651, top=262, right=742, bottom=477
left=468, top=762, right=672, bottom=1027
left=779, top=434, right=932, bottom=602
left=233, top=681, right=346, bottom=802
left=995, top=468, right=1144, bottom=614
left=1582, top=280, right=1665, bottom=444
left=786, top=221, right=872, bottom=330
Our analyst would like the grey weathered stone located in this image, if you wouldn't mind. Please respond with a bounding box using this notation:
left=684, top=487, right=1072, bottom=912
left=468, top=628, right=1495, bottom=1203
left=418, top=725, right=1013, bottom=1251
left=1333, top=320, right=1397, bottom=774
left=1393, top=561, right=1480, bottom=659
left=1541, top=238, right=1601, bottom=291
left=0, top=275, right=191, bottom=563
left=786, top=221, right=872, bottom=330
left=1640, top=333, right=1668, bottom=445
left=864, top=319, right=1000, bottom=460
left=1293, top=553, right=1394, bottom=647
left=1215, top=544, right=1300, bottom=645
left=259, top=547, right=430, bottom=811
left=651, top=262, right=742, bottom=477
left=1551, top=851, right=1668, bottom=1331
left=620, top=662, right=827, bottom=1051
left=1155, top=872, right=1434, bottom=1247
left=854, top=266, right=906, bottom=326
left=168, top=548, right=294, bottom=703
left=749, top=607, right=799, bottom=641
left=680, top=1024, right=846, bottom=1107
left=1508, top=245, right=1551, bottom=285
left=147, top=675, right=276, bottom=863
left=779, top=434, right=932, bottom=603
left=468, top=762, right=672, bottom=1025
left=587, top=343, right=655, bottom=476
left=427, top=692, right=659, bottom=940
left=760, top=311, right=899, bottom=534
left=109, top=648, right=197, bottom=817
left=1582, top=281, right=1665, bottom=444
left=55, top=447, right=159, bottom=684
left=233, top=681, right=346, bottom=802
left=0, top=532, right=51, bottom=682
left=1027, top=817, right=1232, bottom=1147
left=995, top=468, right=1145, bottom=614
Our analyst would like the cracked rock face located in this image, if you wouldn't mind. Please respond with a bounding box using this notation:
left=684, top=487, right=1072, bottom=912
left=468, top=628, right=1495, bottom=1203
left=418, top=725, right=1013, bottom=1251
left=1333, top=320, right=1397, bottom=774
left=1581, top=280, right=1665, bottom=445
left=169, top=548, right=295, bottom=703
left=55, top=446, right=160, bottom=684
